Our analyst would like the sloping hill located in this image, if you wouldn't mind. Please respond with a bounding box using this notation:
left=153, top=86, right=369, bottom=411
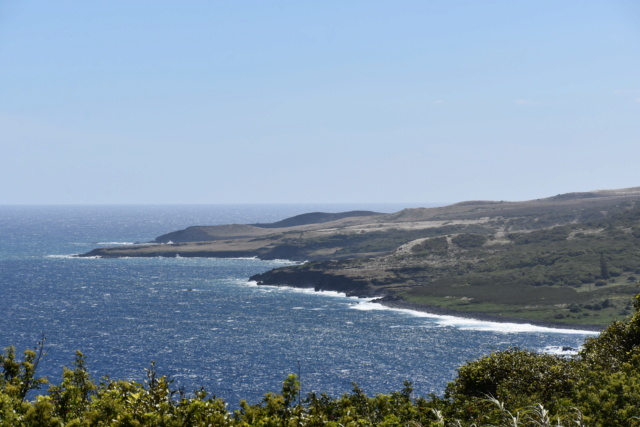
left=155, top=224, right=274, bottom=243
left=252, top=210, right=382, bottom=228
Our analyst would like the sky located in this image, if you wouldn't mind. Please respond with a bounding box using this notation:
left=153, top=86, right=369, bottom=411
left=1, top=1, right=639, bottom=205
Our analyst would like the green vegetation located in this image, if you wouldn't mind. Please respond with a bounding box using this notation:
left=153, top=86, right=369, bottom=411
left=398, top=205, right=640, bottom=326
left=5, top=295, right=640, bottom=425
left=450, top=233, right=488, bottom=249
left=261, top=200, right=640, bottom=327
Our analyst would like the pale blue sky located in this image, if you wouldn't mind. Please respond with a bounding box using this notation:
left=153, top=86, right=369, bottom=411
left=1, top=1, right=639, bottom=205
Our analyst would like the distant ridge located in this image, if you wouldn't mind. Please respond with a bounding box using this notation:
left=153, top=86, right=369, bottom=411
left=152, top=210, right=383, bottom=243
left=546, top=192, right=600, bottom=201
left=252, top=210, right=381, bottom=229
left=451, top=200, right=503, bottom=206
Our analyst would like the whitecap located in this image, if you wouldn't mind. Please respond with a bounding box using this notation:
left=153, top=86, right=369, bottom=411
left=350, top=301, right=599, bottom=335
left=431, top=315, right=597, bottom=335
left=47, top=254, right=101, bottom=259
left=257, top=284, right=365, bottom=301
left=540, top=345, right=580, bottom=356
left=96, top=242, right=137, bottom=246
left=244, top=281, right=598, bottom=335
left=350, top=300, right=390, bottom=311
left=269, top=259, right=303, bottom=265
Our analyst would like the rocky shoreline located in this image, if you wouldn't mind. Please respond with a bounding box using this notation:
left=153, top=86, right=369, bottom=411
left=250, top=270, right=604, bottom=332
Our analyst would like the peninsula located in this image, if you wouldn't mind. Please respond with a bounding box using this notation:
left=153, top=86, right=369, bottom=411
left=81, top=187, right=640, bottom=329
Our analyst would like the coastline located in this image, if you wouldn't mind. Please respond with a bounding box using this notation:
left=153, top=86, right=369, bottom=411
left=79, top=247, right=607, bottom=333
left=251, top=270, right=604, bottom=333
left=250, top=270, right=606, bottom=333
left=374, top=297, right=604, bottom=332
left=82, top=245, right=611, bottom=333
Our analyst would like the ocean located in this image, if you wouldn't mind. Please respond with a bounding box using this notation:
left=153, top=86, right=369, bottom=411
left=0, top=204, right=595, bottom=405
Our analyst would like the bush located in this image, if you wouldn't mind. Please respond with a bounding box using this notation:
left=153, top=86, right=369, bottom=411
left=411, top=236, right=448, bottom=254
left=445, top=348, right=576, bottom=413
left=451, top=233, right=488, bottom=249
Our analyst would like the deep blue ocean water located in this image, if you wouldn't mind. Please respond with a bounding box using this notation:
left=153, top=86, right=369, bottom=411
left=0, top=205, right=595, bottom=405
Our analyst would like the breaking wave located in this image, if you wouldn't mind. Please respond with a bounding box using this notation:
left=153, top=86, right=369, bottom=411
left=350, top=300, right=599, bottom=335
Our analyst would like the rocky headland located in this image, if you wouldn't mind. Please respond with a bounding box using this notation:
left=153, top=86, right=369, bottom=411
left=81, top=187, right=640, bottom=328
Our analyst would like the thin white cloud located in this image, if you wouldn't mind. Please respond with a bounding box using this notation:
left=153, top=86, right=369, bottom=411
left=514, top=99, right=538, bottom=106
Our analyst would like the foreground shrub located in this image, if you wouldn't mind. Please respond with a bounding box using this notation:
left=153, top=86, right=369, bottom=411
left=445, top=348, right=577, bottom=413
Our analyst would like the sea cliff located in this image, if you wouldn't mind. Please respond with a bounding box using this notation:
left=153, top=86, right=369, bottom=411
left=250, top=267, right=376, bottom=297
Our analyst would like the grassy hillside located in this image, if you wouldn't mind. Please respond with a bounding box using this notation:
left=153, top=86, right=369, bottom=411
left=251, top=194, right=640, bottom=327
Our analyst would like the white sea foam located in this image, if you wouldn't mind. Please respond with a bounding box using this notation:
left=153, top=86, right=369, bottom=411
left=349, top=300, right=390, bottom=311
left=272, top=259, right=304, bottom=265
left=47, top=254, right=101, bottom=259
left=96, top=242, right=137, bottom=245
left=242, top=281, right=598, bottom=335
left=540, top=345, right=581, bottom=356
left=260, top=283, right=364, bottom=301
left=206, top=257, right=299, bottom=265
left=433, top=316, right=597, bottom=335
left=350, top=301, right=599, bottom=335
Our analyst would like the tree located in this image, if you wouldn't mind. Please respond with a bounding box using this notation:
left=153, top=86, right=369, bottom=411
left=48, top=351, right=96, bottom=422
left=445, top=348, right=577, bottom=413
left=0, top=335, right=48, bottom=401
